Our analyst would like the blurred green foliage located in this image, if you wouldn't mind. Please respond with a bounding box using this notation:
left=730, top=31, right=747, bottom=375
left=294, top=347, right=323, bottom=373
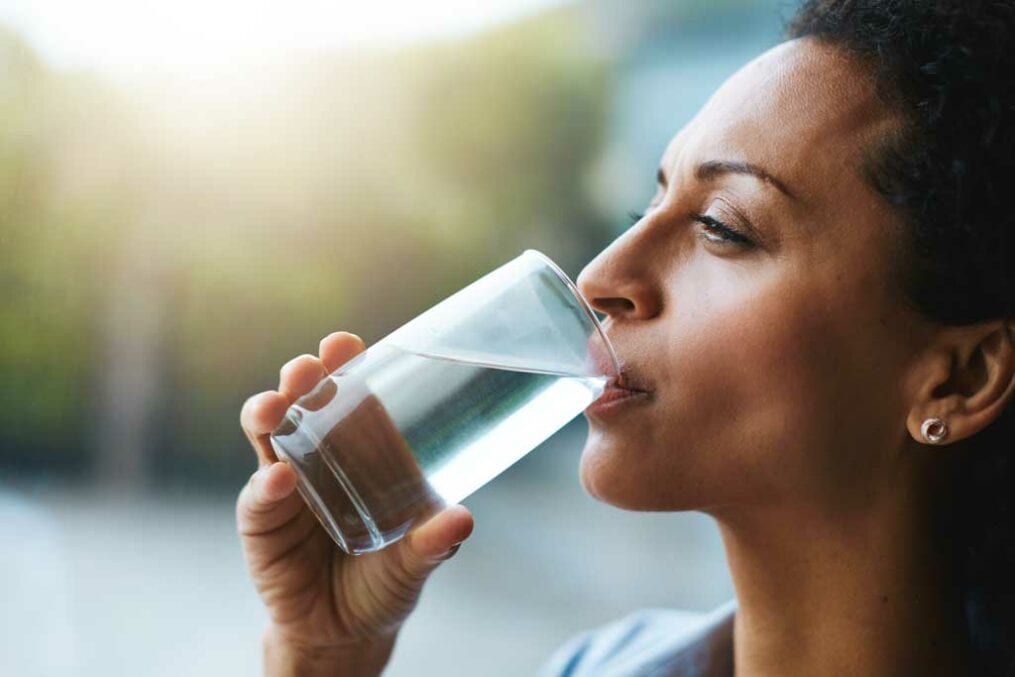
left=1, top=29, right=133, bottom=472
left=0, top=9, right=615, bottom=488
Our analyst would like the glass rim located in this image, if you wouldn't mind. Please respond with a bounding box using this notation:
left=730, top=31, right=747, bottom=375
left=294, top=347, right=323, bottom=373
left=522, top=249, right=621, bottom=377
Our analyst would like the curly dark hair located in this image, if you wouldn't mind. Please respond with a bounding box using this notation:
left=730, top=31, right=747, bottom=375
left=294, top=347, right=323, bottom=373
left=787, top=1, right=1015, bottom=673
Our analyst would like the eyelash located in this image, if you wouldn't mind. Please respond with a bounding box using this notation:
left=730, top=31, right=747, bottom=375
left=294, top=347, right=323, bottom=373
left=627, top=211, right=755, bottom=248
left=693, top=214, right=755, bottom=247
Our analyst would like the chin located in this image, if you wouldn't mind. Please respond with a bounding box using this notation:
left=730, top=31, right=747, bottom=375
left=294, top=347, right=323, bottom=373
left=578, top=435, right=704, bottom=512
left=579, top=443, right=656, bottom=511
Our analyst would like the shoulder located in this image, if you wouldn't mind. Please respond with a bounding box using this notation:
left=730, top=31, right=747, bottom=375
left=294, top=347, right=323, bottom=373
left=539, top=601, right=736, bottom=677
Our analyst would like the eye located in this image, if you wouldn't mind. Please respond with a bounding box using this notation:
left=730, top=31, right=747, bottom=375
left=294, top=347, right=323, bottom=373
left=693, top=214, right=755, bottom=248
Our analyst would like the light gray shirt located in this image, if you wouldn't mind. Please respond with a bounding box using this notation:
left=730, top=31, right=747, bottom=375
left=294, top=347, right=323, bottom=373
left=540, top=601, right=736, bottom=677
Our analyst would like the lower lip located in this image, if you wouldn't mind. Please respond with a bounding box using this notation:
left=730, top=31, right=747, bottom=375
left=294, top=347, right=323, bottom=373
left=585, top=385, right=651, bottom=419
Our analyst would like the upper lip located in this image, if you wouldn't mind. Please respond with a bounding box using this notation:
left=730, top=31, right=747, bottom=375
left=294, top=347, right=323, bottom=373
left=587, top=329, right=653, bottom=393
left=609, top=371, right=652, bottom=393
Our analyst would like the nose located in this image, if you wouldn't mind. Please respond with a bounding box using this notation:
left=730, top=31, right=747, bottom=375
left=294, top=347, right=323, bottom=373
left=576, top=231, right=663, bottom=323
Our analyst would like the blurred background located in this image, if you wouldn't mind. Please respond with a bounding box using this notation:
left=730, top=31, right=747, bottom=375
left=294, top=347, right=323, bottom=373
left=1, top=1, right=794, bottom=674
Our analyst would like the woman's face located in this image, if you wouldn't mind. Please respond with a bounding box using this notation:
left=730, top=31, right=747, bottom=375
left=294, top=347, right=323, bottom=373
left=577, top=38, right=935, bottom=514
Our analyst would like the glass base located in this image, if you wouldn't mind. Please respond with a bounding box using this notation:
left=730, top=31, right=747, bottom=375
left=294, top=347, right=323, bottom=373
left=271, top=423, right=385, bottom=554
left=270, top=414, right=441, bottom=555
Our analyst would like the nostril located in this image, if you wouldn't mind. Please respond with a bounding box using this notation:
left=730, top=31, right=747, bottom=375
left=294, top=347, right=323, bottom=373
left=595, top=297, right=636, bottom=314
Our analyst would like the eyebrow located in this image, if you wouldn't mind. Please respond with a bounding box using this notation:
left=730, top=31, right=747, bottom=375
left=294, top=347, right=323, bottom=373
left=658, top=161, right=796, bottom=200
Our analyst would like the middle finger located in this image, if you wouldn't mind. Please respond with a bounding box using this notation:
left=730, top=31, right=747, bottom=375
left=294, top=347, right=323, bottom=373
left=278, top=354, right=328, bottom=402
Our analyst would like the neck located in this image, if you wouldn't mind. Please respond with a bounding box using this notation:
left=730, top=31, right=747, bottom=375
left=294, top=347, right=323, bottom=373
left=712, top=457, right=968, bottom=677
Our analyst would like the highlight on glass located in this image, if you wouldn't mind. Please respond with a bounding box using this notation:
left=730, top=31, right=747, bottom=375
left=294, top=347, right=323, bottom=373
left=270, top=250, right=619, bottom=554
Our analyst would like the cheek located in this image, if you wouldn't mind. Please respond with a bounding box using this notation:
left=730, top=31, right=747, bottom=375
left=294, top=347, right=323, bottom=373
left=672, top=265, right=906, bottom=504
left=581, top=221, right=915, bottom=511
left=581, top=266, right=859, bottom=510
left=669, top=281, right=836, bottom=484
left=688, top=261, right=835, bottom=408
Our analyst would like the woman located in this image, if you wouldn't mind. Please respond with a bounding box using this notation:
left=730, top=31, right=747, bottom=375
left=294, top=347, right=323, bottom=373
left=238, top=1, right=1015, bottom=674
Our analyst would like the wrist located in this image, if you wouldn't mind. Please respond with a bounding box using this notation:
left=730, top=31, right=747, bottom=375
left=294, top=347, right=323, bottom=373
left=263, top=626, right=396, bottom=677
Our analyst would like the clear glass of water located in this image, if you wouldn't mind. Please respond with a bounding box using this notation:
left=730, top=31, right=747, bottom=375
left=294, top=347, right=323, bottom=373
left=269, top=249, right=619, bottom=554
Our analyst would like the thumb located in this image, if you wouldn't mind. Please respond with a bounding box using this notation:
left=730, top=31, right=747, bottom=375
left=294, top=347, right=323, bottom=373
left=394, top=505, right=474, bottom=582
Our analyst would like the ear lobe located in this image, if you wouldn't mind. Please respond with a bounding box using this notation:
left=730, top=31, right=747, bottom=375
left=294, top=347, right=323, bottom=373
left=908, top=320, right=1015, bottom=446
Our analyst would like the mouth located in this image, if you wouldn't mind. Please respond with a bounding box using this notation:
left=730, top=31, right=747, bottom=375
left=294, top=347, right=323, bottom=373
left=585, top=372, right=652, bottom=419
left=584, top=329, right=653, bottom=417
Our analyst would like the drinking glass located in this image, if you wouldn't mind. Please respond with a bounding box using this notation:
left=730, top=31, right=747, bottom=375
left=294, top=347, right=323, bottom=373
left=270, top=249, right=619, bottom=554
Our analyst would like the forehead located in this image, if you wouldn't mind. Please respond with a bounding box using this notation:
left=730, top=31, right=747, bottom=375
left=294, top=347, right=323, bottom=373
left=664, top=38, right=899, bottom=206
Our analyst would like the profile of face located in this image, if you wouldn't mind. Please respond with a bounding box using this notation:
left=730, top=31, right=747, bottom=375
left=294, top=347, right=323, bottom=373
left=577, top=38, right=938, bottom=515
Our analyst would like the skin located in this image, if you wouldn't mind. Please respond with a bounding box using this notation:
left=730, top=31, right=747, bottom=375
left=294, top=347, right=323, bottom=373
left=238, top=332, right=473, bottom=676
left=240, top=38, right=1015, bottom=675
left=577, top=38, right=1015, bottom=675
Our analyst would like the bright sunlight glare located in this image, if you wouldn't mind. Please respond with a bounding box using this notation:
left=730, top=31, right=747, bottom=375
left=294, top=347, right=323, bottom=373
left=0, top=0, right=567, bottom=76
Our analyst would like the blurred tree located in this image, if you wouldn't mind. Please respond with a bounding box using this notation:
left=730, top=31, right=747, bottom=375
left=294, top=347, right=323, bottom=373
left=0, top=6, right=616, bottom=490
left=157, top=6, right=615, bottom=488
left=0, top=28, right=138, bottom=479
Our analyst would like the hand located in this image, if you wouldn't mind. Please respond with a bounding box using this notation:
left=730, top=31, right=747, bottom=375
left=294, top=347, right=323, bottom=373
left=238, top=331, right=474, bottom=675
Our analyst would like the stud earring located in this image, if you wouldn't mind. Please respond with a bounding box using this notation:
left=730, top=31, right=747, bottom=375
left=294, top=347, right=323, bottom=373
left=920, top=417, right=949, bottom=445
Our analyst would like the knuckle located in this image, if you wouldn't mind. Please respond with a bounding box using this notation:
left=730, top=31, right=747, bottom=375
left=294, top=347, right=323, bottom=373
left=236, top=472, right=273, bottom=521
left=235, top=480, right=256, bottom=519
left=397, top=547, right=436, bottom=584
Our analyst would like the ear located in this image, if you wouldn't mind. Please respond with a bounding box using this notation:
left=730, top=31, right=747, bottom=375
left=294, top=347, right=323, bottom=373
left=905, top=319, right=1015, bottom=446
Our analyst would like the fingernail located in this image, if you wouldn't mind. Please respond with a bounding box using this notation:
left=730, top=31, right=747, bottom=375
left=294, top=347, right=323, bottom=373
left=441, top=543, right=462, bottom=560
